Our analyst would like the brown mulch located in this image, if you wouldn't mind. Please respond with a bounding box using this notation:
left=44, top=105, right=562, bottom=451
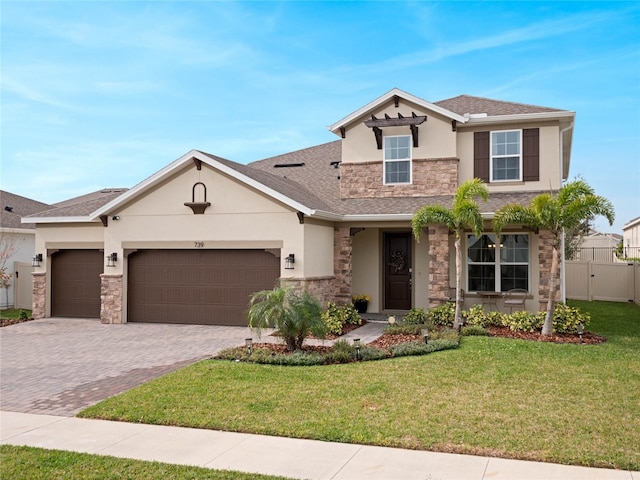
left=486, top=326, right=606, bottom=344
left=0, top=317, right=34, bottom=328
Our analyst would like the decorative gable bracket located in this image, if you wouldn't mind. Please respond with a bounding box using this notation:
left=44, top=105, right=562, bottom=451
left=364, top=112, right=427, bottom=149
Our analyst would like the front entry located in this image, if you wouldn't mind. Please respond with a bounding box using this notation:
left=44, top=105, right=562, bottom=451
left=384, top=232, right=412, bottom=310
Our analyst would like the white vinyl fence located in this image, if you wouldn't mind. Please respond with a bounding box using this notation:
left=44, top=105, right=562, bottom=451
left=566, top=261, right=640, bottom=305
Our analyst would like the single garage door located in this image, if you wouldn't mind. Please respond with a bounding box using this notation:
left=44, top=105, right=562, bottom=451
left=51, top=249, right=103, bottom=318
left=127, top=249, right=280, bottom=326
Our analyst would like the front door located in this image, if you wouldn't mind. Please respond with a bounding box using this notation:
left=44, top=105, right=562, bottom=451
left=384, top=232, right=412, bottom=310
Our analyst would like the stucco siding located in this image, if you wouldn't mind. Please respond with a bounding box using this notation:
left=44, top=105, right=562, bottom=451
left=351, top=229, right=380, bottom=312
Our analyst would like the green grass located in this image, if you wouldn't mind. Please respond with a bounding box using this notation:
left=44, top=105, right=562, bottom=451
left=79, top=300, right=640, bottom=471
left=0, top=308, right=31, bottom=319
left=0, top=445, right=292, bottom=480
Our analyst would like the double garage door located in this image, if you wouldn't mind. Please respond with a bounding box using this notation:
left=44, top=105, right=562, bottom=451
left=51, top=249, right=280, bottom=326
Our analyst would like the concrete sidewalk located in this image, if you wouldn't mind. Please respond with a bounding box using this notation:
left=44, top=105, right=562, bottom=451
left=1, top=411, right=636, bottom=480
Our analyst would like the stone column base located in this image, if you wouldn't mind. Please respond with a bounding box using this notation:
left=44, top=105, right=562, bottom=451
left=100, top=274, right=123, bottom=324
left=32, top=272, right=46, bottom=319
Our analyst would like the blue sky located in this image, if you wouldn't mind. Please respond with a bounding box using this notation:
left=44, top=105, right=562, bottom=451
left=1, top=1, right=638, bottom=232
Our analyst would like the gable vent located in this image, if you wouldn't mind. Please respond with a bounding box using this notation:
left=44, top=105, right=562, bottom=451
left=274, top=163, right=305, bottom=168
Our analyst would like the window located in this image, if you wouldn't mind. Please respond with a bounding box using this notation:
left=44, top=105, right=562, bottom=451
left=467, top=233, right=529, bottom=292
left=491, top=130, right=521, bottom=181
left=384, top=135, right=411, bottom=184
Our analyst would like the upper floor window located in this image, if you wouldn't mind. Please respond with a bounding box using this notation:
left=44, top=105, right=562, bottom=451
left=384, top=135, right=411, bottom=184
left=491, top=130, right=522, bottom=182
left=467, top=233, right=529, bottom=292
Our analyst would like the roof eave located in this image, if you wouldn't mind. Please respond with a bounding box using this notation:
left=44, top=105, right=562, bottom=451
left=21, top=216, right=99, bottom=224
left=328, top=88, right=466, bottom=135
left=464, top=110, right=575, bottom=126
left=90, top=150, right=315, bottom=220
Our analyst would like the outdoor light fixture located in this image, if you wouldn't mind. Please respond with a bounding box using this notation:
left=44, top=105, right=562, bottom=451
left=284, top=253, right=295, bottom=270
left=387, top=315, right=396, bottom=325
left=245, top=338, right=253, bottom=355
left=106, top=252, right=118, bottom=267
left=577, top=323, right=584, bottom=344
left=353, top=338, right=362, bottom=361
left=31, top=254, right=43, bottom=267
left=421, top=328, right=429, bottom=344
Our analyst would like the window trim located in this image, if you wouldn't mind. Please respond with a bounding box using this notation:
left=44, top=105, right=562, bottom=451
left=383, top=135, right=412, bottom=185
left=490, top=129, right=522, bottom=183
left=466, top=232, right=530, bottom=293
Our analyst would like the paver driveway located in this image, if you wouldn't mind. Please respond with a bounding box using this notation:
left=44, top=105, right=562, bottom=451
left=0, top=318, right=259, bottom=416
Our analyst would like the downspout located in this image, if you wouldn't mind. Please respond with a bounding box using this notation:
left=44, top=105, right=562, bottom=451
left=559, top=122, right=574, bottom=303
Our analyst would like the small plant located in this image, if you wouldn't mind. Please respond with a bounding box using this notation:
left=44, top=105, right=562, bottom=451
left=552, top=302, right=591, bottom=333
left=461, top=325, right=490, bottom=336
left=503, top=310, right=544, bottom=332
left=322, top=303, right=361, bottom=335
left=385, top=323, right=424, bottom=335
left=351, top=294, right=371, bottom=303
left=19, top=310, right=29, bottom=320
left=463, top=304, right=486, bottom=326
left=427, top=302, right=455, bottom=326
left=390, top=338, right=458, bottom=357
left=403, top=307, right=428, bottom=325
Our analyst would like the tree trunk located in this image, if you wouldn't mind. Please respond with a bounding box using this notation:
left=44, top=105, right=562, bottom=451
left=453, top=234, right=463, bottom=329
left=542, top=243, right=559, bottom=335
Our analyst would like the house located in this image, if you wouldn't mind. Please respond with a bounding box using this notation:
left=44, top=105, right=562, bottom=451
left=622, top=217, right=640, bottom=258
left=574, top=229, right=623, bottom=262
left=23, top=88, right=575, bottom=325
left=0, top=191, right=51, bottom=309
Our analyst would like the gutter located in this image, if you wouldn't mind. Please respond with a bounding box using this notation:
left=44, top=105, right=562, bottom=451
left=559, top=121, right=574, bottom=303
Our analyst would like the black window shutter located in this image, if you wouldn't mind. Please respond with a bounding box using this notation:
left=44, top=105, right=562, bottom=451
left=522, top=128, right=539, bottom=181
left=474, top=131, right=490, bottom=182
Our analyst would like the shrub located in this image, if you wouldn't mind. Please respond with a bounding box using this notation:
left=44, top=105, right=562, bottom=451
left=463, top=305, right=504, bottom=327
left=403, top=308, right=428, bottom=325
left=19, top=310, right=29, bottom=320
left=321, top=303, right=361, bottom=335
left=390, top=339, right=458, bottom=357
left=384, top=324, right=424, bottom=335
left=461, top=325, right=490, bottom=336
left=552, top=302, right=591, bottom=333
left=503, top=310, right=544, bottom=332
left=427, top=302, right=455, bottom=326
left=358, top=346, right=389, bottom=361
left=323, top=339, right=356, bottom=364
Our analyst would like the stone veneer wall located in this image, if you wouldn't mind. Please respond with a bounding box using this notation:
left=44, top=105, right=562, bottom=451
left=428, top=225, right=451, bottom=307
left=32, top=272, right=46, bottom=319
left=282, top=227, right=352, bottom=307
left=100, top=274, right=123, bottom=324
left=339, top=158, right=458, bottom=199
left=538, top=229, right=561, bottom=310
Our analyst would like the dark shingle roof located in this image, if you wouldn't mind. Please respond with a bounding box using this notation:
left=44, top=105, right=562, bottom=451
left=434, top=95, right=565, bottom=116
left=0, top=191, right=51, bottom=229
left=25, top=189, right=128, bottom=218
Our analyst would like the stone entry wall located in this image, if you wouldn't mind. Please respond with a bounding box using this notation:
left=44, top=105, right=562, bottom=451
left=100, top=274, right=123, bottom=324
left=427, top=225, right=450, bottom=307
left=32, top=272, right=46, bottom=319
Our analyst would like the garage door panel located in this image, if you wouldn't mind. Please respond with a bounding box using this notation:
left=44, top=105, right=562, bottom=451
left=52, top=250, right=102, bottom=318
left=128, top=249, right=280, bottom=326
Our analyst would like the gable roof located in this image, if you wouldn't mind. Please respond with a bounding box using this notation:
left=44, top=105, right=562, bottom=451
left=434, top=95, right=565, bottom=117
left=22, top=189, right=128, bottom=223
left=0, top=191, right=51, bottom=230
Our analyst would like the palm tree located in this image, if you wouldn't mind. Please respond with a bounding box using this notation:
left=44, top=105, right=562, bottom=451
left=248, top=285, right=325, bottom=351
left=412, top=178, right=489, bottom=329
left=493, top=179, right=614, bottom=335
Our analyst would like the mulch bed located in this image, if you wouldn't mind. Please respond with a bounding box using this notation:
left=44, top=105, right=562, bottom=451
left=0, top=317, right=34, bottom=328
left=486, top=326, right=606, bottom=344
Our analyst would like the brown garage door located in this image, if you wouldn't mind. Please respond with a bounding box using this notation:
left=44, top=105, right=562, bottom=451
left=127, top=249, right=280, bottom=326
left=51, top=250, right=103, bottom=318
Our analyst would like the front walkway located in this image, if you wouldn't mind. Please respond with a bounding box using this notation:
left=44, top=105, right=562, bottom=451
left=1, top=411, right=635, bottom=480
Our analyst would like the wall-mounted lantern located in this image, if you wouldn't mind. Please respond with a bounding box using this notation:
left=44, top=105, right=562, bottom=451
left=284, top=254, right=295, bottom=270
left=106, top=252, right=118, bottom=267
left=32, top=253, right=43, bottom=267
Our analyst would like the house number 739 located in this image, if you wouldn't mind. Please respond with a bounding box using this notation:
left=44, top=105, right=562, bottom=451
left=194, top=242, right=204, bottom=248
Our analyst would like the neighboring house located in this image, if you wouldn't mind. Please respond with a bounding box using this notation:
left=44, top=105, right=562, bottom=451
left=0, top=191, right=51, bottom=309
left=24, top=88, right=575, bottom=325
left=575, top=229, right=623, bottom=262
left=622, top=217, right=640, bottom=257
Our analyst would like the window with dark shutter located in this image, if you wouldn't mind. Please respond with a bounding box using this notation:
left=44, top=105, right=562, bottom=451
left=522, top=128, right=539, bottom=181
left=474, top=131, right=490, bottom=182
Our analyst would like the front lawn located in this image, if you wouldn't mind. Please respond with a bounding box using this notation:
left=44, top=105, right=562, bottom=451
left=79, top=300, right=640, bottom=471
left=0, top=445, right=292, bottom=480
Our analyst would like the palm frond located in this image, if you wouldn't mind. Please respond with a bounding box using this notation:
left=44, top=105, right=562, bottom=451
left=493, top=205, right=538, bottom=235
left=412, top=206, right=454, bottom=240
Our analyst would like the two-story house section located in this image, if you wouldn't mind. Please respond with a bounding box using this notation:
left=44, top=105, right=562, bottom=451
left=24, top=89, right=574, bottom=325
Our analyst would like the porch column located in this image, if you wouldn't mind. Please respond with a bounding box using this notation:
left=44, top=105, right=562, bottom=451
left=538, top=229, right=561, bottom=311
left=333, top=226, right=352, bottom=305
left=32, top=272, right=46, bottom=319
left=428, top=225, right=450, bottom=307
left=100, top=274, right=123, bottom=324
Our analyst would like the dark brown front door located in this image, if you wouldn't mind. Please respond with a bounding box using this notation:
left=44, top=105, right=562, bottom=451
left=384, top=232, right=412, bottom=310
left=127, top=249, right=280, bottom=326
left=51, top=250, right=103, bottom=318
